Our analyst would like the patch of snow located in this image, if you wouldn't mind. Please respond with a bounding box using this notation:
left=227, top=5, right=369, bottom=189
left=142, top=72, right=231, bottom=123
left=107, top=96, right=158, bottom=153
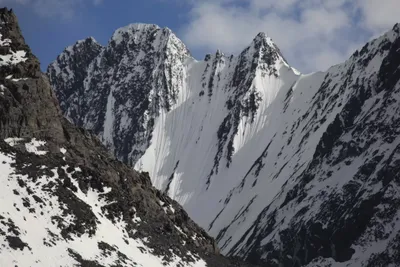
left=169, top=205, right=175, bottom=214
left=0, top=84, right=6, bottom=95
left=174, top=225, right=187, bottom=237
left=25, top=138, right=47, bottom=155
left=0, top=37, right=11, bottom=47
left=0, top=50, right=27, bottom=66
left=4, top=137, right=24, bottom=146
left=11, top=77, right=28, bottom=82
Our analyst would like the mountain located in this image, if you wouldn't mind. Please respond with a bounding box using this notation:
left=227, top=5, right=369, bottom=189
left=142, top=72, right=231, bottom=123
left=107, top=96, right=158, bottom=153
left=0, top=7, right=256, bottom=267
left=48, top=18, right=400, bottom=267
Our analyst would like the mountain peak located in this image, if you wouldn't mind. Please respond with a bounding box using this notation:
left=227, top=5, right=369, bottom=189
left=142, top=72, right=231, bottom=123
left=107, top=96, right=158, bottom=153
left=64, top=36, right=101, bottom=54
left=114, top=22, right=160, bottom=33
left=76, top=36, right=98, bottom=45
left=251, top=32, right=273, bottom=46
left=216, top=49, right=223, bottom=57
left=248, top=31, right=290, bottom=67
left=111, top=23, right=161, bottom=45
left=392, top=22, right=400, bottom=32
left=109, top=22, right=190, bottom=57
left=254, top=31, right=267, bottom=39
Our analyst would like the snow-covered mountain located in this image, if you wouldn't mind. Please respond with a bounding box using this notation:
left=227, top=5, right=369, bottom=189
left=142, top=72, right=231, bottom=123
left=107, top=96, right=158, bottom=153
left=0, top=7, right=256, bottom=267
left=49, top=18, right=400, bottom=267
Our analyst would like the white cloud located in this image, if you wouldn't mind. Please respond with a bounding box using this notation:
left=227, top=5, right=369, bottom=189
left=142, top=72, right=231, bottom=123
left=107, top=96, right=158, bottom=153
left=180, top=0, right=400, bottom=72
left=357, top=0, right=400, bottom=32
left=0, top=0, right=102, bottom=19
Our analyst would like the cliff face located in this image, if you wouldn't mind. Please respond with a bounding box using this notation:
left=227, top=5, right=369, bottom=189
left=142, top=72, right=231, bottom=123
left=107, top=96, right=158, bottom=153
left=49, top=13, right=400, bottom=267
left=0, top=8, right=64, bottom=141
left=0, top=8, right=255, bottom=267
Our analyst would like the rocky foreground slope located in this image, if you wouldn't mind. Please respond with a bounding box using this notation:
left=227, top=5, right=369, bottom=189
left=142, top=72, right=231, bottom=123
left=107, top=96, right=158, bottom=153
left=49, top=15, right=400, bottom=267
left=0, top=7, right=256, bottom=267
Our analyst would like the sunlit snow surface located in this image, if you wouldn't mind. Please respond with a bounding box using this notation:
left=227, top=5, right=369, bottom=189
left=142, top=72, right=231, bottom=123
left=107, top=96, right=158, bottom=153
left=0, top=84, right=6, bottom=95
left=0, top=148, right=206, bottom=267
left=25, top=139, right=48, bottom=155
left=5, top=138, right=48, bottom=155
left=134, top=49, right=326, bottom=249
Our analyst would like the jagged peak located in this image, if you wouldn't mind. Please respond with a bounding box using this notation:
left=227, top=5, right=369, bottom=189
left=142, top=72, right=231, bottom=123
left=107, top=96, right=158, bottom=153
left=236, top=31, right=290, bottom=68
left=0, top=7, right=13, bottom=16
left=109, top=22, right=191, bottom=57
left=255, top=32, right=266, bottom=38
left=64, top=36, right=101, bottom=53
left=76, top=36, right=99, bottom=45
left=392, top=23, right=400, bottom=33
left=114, top=23, right=160, bottom=34
left=253, top=32, right=267, bottom=41
left=351, top=22, right=400, bottom=61
left=216, top=49, right=223, bottom=57
left=51, top=37, right=102, bottom=66
left=111, top=23, right=162, bottom=45
left=386, top=22, right=400, bottom=41
left=251, top=32, right=275, bottom=48
left=48, top=36, right=103, bottom=77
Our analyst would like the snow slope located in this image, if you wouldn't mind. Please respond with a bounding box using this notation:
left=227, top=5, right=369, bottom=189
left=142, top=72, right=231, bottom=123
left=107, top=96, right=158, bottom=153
left=49, top=21, right=400, bottom=266
left=0, top=144, right=206, bottom=267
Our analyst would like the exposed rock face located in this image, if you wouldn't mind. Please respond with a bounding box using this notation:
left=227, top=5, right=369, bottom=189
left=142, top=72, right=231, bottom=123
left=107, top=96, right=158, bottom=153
left=0, top=8, right=64, bottom=141
left=0, top=7, right=256, bottom=267
left=48, top=24, right=191, bottom=166
left=47, top=36, right=102, bottom=127
left=49, top=12, right=400, bottom=267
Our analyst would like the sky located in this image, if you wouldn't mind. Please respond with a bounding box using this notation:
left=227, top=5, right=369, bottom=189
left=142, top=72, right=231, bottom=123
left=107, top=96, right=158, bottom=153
left=2, top=0, right=400, bottom=73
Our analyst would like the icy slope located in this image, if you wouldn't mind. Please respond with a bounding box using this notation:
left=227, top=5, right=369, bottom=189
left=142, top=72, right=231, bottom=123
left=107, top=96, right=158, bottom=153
left=0, top=7, right=255, bottom=267
left=50, top=19, right=400, bottom=267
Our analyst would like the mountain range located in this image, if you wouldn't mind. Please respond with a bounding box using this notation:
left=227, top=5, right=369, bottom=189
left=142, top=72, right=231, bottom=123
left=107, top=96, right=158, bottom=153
left=0, top=7, right=257, bottom=267
left=37, top=10, right=400, bottom=267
